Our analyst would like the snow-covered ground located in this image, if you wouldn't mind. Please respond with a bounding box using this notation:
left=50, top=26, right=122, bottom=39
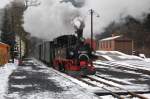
left=94, top=50, right=150, bottom=98
left=95, top=51, right=150, bottom=71
left=0, top=63, right=18, bottom=99
left=2, top=59, right=99, bottom=99
left=1, top=55, right=150, bottom=99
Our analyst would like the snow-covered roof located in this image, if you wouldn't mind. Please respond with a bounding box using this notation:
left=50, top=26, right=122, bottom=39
left=0, top=42, right=9, bottom=46
left=100, top=35, right=121, bottom=41
left=0, top=42, right=5, bottom=44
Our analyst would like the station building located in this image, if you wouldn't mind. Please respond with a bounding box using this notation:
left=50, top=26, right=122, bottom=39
left=98, top=34, right=133, bottom=55
left=0, top=42, right=10, bottom=65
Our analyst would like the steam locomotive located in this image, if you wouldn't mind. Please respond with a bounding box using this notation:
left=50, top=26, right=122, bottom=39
left=37, top=18, right=96, bottom=76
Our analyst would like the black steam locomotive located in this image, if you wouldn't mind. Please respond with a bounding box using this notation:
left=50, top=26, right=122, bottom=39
left=36, top=21, right=96, bottom=76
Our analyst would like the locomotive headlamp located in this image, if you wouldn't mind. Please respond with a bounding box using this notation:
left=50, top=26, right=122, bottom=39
left=69, top=51, right=74, bottom=56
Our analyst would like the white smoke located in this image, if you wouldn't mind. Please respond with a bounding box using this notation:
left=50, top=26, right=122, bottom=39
left=73, top=17, right=85, bottom=30
left=23, top=0, right=80, bottom=40
left=0, top=0, right=12, bottom=8
left=23, top=0, right=150, bottom=40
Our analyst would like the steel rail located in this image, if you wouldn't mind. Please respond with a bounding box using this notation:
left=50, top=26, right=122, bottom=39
left=91, top=75, right=148, bottom=99
left=77, top=78, right=125, bottom=99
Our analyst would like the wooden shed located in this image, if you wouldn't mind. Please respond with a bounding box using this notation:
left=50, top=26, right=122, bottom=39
left=0, top=42, right=10, bottom=65
left=99, top=35, right=133, bottom=55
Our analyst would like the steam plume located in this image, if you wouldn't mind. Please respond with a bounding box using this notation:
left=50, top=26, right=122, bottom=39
left=23, top=0, right=150, bottom=40
left=23, top=0, right=81, bottom=40
left=73, top=17, right=85, bottom=30
left=0, top=0, right=12, bottom=8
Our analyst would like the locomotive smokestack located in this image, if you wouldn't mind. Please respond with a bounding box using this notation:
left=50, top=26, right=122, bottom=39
left=73, top=17, right=85, bottom=30
left=73, top=17, right=85, bottom=37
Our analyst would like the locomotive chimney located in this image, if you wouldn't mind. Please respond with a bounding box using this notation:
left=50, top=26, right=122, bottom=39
left=73, top=17, right=85, bottom=38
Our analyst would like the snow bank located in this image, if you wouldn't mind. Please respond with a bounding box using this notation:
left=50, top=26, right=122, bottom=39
left=145, top=58, right=150, bottom=62
left=0, top=63, right=18, bottom=99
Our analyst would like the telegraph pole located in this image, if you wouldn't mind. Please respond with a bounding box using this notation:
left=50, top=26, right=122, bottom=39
left=89, top=9, right=99, bottom=50
left=90, top=9, right=94, bottom=50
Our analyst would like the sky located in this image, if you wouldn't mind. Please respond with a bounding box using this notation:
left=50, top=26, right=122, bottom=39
left=11, top=0, right=150, bottom=40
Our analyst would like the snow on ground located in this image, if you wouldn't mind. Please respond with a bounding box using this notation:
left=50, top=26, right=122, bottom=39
left=94, top=51, right=150, bottom=98
left=1, top=56, right=150, bottom=99
left=145, top=58, right=150, bottom=62
left=36, top=61, right=100, bottom=99
left=112, top=60, right=150, bottom=71
left=7, top=91, right=99, bottom=99
left=5, top=59, right=100, bottom=99
left=0, top=63, right=18, bottom=99
left=12, top=76, right=27, bottom=79
left=11, top=84, right=33, bottom=89
left=95, top=51, right=143, bottom=61
left=95, top=50, right=150, bottom=71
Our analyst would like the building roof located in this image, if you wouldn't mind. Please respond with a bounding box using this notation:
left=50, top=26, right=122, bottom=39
left=100, top=35, right=121, bottom=41
left=0, top=42, right=9, bottom=47
left=0, top=42, right=7, bottom=45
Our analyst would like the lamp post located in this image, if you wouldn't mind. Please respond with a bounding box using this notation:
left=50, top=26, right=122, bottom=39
left=90, top=9, right=93, bottom=50
left=89, top=9, right=99, bottom=50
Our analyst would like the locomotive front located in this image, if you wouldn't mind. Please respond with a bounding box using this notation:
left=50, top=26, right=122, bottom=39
left=74, top=39, right=96, bottom=76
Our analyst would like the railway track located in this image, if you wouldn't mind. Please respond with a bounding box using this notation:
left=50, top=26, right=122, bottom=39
left=78, top=75, right=149, bottom=99
left=94, top=61, right=150, bottom=75
left=78, top=77, right=125, bottom=99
